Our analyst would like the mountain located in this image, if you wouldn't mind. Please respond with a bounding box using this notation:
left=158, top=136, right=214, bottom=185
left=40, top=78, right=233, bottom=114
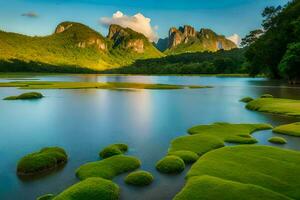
left=156, top=25, right=237, bottom=54
left=0, top=21, right=163, bottom=72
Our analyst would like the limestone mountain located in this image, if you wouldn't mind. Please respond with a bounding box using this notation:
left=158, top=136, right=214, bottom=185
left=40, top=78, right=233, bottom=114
left=0, top=21, right=162, bottom=72
left=156, top=25, right=237, bottom=54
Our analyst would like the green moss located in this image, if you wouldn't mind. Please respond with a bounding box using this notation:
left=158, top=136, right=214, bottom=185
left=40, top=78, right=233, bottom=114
left=246, top=98, right=300, bottom=116
left=3, top=92, right=43, bottom=100
left=174, top=175, right=291, bottom=200
left=168, top=135, right=224, bottom=156
left=261, top=94, right=274, bottom=98
left=0, top=81, right=210, bottom=90
left=76, top=155, right=141, bottom=180
left=99, top=143, right=128, bottom=159
left=156, top=156, right=185, bottom=174
left=124, top=170, right=154, bottom=186
left=185, top=145, right=300, bottom=200
left=273, top=122, right=300, bottom=137
left=17, top=147, right=68, bottom=176
left=53, top=177, right=119, bottom=200
left=168, top=151, right=199, bottom=164
left=188, top=122, right=272, bottom=144
left=268, top=137, right=287, bottom=144
left=239, top=96, right=254, bottom=103
left=37, top=194, right=55, bottom=200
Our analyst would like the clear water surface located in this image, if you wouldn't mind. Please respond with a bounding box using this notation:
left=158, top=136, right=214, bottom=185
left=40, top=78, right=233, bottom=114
left=1, top=74, right=300, bottom=200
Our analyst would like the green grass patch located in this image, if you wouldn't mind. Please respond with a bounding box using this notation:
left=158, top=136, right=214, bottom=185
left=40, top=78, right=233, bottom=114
left=4, top=92, right=43, bottom=100
left=124, top=170, right=154, bottom=186
left=246, top=98, right=300, bottom=116
left=174, top=175, right=291, bottom=200
left=168, top=151, right=199, bottom=164
left=188, top=122, right=272, bottom=144
left=273, top=122, right=300, bottom=136
left=168, top=135, right=224, bottom=157
left=239, top=96, right=254, bottom=103
left=185, top=145, right=300, bottom=200
left=99, top=143, right=128, bottom=159
left=0, top=81, right=211, bottom=90
left=156, top=156, right=185, bottom=174
left=76, top=155, right=141, bottom=180
left=268, top=137, right=287, bottom=144
left=17, top=147, right=68, bottom=176
left=48, top=177, right=119, bottom=200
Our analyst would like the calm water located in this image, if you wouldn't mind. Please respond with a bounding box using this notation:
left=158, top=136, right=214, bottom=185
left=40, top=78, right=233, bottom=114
left=1, top=74, right=300, bottom=200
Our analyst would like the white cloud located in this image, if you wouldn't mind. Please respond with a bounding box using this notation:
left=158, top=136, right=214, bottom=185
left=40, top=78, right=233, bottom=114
left=227, top=34, right=241, bottom=47
left=100, top=11, right=158, bottom=42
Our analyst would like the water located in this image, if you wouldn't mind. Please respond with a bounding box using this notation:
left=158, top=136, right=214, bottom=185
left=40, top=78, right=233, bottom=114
left=0, top=74, right=300, bottom=200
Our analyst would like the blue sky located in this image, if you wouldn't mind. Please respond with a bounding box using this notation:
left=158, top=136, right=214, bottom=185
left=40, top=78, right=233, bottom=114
left=0, top=0, right=290, bottom=40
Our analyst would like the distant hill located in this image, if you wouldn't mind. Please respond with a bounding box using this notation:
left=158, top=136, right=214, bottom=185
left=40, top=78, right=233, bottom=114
left=0, top=21, right=163, bottom=72
left=156, top=25, right=237, bottom=54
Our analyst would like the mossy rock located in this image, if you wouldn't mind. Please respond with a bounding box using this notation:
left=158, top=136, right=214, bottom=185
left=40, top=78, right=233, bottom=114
left=273, top=122, right=300, bottom=137
left=76, top=155, right=141, bottom=180
left=99, top=143, right=128, bottom=159
left=37, top=194, right=55, bottom=200
left=268, top=137, right=287, bottom=144
left=124, top=170, right=154, bottom=186
left=239, top=96, right=254, bottom=103
left=168, top=151, right=199, bottom=164
left=156, top=156, right=185, bottom=174
left=17, top=147, right=68, bottom=176
left=52, top=177, right=119, bottom=200
left=261, top=94, right=273, bottom=98
left=4, top=92, right=43, bottom=100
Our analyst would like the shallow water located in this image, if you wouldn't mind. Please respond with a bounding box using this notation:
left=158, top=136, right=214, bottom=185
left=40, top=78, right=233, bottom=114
left=0, top=74, right=300, bottom=200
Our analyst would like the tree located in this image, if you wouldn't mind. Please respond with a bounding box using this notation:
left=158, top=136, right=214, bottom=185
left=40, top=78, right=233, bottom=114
left=279, top=42, right=300, bottom=84
left=241, top=29, right=264, bottom=47
left=262, top=6, right=282, bottom=30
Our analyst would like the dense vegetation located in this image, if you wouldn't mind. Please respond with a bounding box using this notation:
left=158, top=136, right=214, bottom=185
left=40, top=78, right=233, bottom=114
left=3, top=92, right=43, bottom=100
left=104, top=48, right=247, bottom=74
left=245, top=0, right=300, bottom=83
left=17, top=147, right=68, bottom=176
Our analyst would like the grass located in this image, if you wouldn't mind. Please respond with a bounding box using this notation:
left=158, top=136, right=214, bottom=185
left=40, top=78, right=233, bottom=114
left=3, top=92, right=43, bottom=100
left=99, top=143, right=128, bottom=159
left=185, top=145, right=300, bottom=200
left=168, top=151, right=199, bottom=164
left=0, top=81, right=210, bottom=90
left=174, top=175, right=291, bottom=200
left=268, top=137, right=287, bottom=144
left=49, top=177, right=119, bottom=200
left=168, top=135, right=225, bottom=157
left=124, top=170, right=154, bottom=186
left=76, top=155, right=141, bottom=180
left=17, top=147, right=68, bottom=176
left=239, top=96, right=254, bottom=103
left=273, top=122, right=300, bottom=136
left=188, top=122, right=272, bottom=144
left=246, top=98, right=300, bottom=116
left=156, top=156, right=185, bottom=174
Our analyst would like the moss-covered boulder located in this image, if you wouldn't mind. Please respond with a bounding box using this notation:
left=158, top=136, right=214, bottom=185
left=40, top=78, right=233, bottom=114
left=261, top=94, right=274, bottom=98
left=273, top=122, right=300, bottom=137
left=168, top=151, right=199, bottom=164
left=37, top=194, right=55, bottom=200
left=17, top=147, right=68, bottom=176
left=53, top=177, right=119, bottom=200
left=239, top=96, right=254, bottom=103
left=125, top=170, right=154, bottom=186
left=99, top=143, right=128, bottom=159
left=268, top=137, right=287, bottom=144
left=76, top=155, right=141, bottom=180
left=156, top=156, right=185, bottom=174
left=4, top=92, right=43, bottom=100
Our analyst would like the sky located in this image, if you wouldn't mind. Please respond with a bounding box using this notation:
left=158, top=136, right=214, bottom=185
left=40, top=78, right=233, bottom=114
left=0, top=0, right=290, bottom=43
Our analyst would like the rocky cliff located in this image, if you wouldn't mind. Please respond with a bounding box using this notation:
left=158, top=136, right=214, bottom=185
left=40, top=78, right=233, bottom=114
left=156, top=25, right=237, bottom=54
